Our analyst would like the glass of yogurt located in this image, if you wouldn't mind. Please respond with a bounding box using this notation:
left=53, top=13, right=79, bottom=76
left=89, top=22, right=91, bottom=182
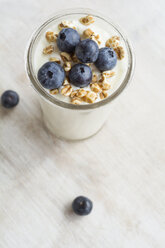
left=26, top=8, right=134, bottom=140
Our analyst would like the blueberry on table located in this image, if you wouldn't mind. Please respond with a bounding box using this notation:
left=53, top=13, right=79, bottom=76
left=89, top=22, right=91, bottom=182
left=69, top=63, right=92, bottom=88
left=57, top=28, right=80, bottom=53
left=95, top=47, right=117, bottom=71
left=37, top=62, right=65, bottom=90
left=1, top=90, right=19, bottom=108
left=72, top=196, right=93, bottom=216
left=75, top=39, right=99, bottom=63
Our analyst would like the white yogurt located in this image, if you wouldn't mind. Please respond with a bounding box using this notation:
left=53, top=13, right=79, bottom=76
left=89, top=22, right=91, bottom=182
left=29, top=13, right=130, bottom=140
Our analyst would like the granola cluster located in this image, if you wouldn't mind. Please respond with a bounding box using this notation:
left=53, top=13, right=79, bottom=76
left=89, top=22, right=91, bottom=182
left=58, top=20, right=76, bottom=30
left=46, top=31, right=58, bottom=42
left=105, top=36, right=124, bottom=60
left=59, top=70, right=115, bottom=104
left=80, top=15, right=94, bottom=26
left=41, top=15, right=125, bottom=104
left=83, top=28, right=101, bottom=45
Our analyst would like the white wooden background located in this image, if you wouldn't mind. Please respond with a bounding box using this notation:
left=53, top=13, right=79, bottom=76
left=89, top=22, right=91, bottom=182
left=0, top=0, right=165, bottom=247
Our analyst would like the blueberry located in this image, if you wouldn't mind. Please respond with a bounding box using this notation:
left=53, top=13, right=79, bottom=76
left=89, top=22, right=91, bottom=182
left=37, top=62, right=65, bottom=89
left=75, top=39, right=99, bottom=63
left=1, top=90, right=19, bottom=108
left=72, top=196, right=93, bottom=216
left=69, top=63, right=92, bottom=88
left=57, top=28, right=80, bottom=53
left=95, top=47, right=117, bottom=71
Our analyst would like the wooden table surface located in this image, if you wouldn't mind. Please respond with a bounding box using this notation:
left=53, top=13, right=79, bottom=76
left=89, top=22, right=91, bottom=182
left=0, top=0, right=165, bottom=247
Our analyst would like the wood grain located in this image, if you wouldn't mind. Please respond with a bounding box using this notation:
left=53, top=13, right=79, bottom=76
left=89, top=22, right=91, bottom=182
left=0, top=0, right=165, bottom=247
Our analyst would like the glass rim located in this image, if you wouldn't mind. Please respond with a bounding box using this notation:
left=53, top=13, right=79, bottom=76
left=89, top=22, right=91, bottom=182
left=26, top=8, right=135, bottom=110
